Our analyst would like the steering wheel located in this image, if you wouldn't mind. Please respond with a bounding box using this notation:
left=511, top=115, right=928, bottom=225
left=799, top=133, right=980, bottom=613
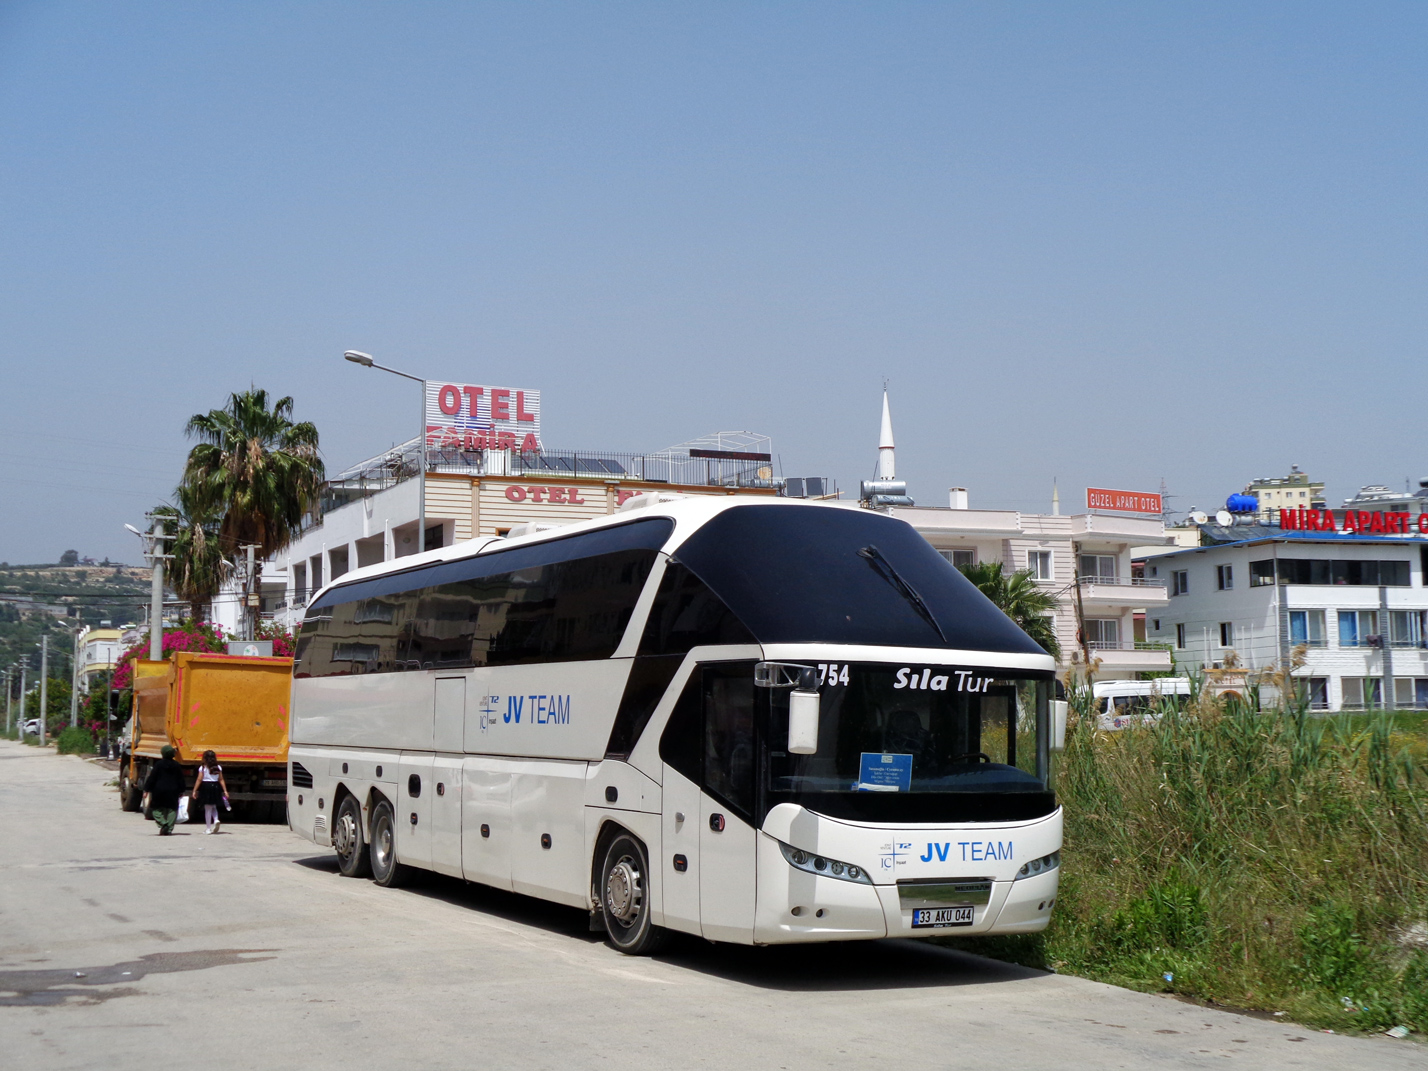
left=954, top=752, right=993, bottom=764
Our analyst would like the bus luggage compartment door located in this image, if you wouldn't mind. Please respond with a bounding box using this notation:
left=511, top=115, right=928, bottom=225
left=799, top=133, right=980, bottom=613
left=430, top=755, right=463, bottom=878
left=397, top=753, right=435, bottom=869
left=461, top=757, right=512, bottom=891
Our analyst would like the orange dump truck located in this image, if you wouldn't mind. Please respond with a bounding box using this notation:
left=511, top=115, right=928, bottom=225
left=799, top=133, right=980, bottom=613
left=119, top=650, right=293, bottom=821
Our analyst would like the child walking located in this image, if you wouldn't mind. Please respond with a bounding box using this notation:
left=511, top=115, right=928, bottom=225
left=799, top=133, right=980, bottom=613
left=192, top=749, right=229, bottom=834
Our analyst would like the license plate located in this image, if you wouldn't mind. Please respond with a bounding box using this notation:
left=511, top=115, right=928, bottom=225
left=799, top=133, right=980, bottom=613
left=261, top=779, right=287, bottom=788
left=912, top=906, right=974, bottom=928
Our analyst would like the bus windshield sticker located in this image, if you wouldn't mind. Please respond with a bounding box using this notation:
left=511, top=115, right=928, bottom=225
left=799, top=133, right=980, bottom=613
left=856, top=752, right=913, bottom=792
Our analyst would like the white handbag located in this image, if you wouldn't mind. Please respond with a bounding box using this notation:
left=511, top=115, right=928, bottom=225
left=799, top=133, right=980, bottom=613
left=177, top=796, right=190, bottom=823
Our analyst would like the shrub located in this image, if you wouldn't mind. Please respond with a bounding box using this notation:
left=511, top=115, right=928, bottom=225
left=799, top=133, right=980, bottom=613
left=945, top=687, right=1428, bottom=1034
left=55, top=726, right=95, bottom=755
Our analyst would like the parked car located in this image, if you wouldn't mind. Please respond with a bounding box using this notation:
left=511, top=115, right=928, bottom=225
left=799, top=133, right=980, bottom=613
left=21, top=718, right=42, bottom=735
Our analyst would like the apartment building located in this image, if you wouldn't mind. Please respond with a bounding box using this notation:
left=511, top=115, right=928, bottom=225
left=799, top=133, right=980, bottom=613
left=887, top=490, right=1172, bottom=680
left=1140, top=534, right=1428, bottom=711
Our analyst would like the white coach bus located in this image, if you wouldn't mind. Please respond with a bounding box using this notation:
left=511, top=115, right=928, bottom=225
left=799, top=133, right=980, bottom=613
left=287, top=497, right=1063, bottom=954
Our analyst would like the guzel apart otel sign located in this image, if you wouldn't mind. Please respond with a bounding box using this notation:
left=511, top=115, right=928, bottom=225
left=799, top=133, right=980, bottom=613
left=1280, top=507, right=1428, bottom=535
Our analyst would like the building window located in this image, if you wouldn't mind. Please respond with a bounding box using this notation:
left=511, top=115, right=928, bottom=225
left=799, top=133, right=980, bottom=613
left=1337, top=610, right=1379, bottom=648
left=1341, top=677, right=1382, bottom=709
left=1085, top=619, right=1121, bottom=649
left=1151, top=618, right=1161, bottom=632
left=1079, top=554, right=1117, bottom=582
left=1417, top=679, right=1428, bottom=709
left=1288, top=610, right=1326, bottom=647
left=1303, top=677, right=1329, bottom=710
left=1249, top=560, right=1276, bottom=587
left=1387, top=610, right=1424, bottom=648
left=1027, top=550, right=1053, bottom=581
left=1271, top=559, right=1410, bottom=586
left=940, top=549, right=975, bottom=570
left=1175, top=623, right=1186, bottom=649
left=1217, top=564, right=1233, bottom=590
left=1219, top=622, right=1234, bottom=647
left=1171, top=570, right=1189, bottom=596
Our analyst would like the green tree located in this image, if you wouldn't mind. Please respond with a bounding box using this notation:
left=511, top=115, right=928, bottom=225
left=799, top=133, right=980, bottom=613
left=957, top=561, right=1061, bottom=659
left=180, top=389, right=324, bottom=633
left=154, top=485, right=228, bottom=622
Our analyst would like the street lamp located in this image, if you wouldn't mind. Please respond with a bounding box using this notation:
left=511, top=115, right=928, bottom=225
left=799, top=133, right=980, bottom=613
left=343, top=350, right=429, bottom=555
left=125, top=518, right=172, bottom=662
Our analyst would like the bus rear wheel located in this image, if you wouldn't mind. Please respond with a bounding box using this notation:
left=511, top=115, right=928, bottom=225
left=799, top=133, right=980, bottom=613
left=600, top=832, right=667, bottom=956
left=368, top=800, right=408, bottom=888
left=333, top=795, right=370, bottom=878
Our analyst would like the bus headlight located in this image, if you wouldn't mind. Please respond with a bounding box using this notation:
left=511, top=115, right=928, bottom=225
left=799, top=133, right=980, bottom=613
left=1015, top=851, right=1060, bottom=879
left=778, top=841, right=872, bottom=884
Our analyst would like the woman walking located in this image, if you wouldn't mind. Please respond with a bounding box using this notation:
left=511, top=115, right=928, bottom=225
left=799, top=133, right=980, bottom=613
left=192, top=749, right=229, bottom=834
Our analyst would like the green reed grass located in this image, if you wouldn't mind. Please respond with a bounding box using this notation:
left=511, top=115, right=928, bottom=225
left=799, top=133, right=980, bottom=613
left=943, top=686, right=1428, bottom=1034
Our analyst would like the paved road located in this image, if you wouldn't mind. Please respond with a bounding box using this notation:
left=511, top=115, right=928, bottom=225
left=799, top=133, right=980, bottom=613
left=0, top=741, right=1419, bottom=1070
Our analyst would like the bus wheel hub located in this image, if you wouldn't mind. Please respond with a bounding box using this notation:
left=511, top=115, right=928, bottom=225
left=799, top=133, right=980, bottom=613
left=605, top=861, right=641, bottom=921
left=335, top=814, right=356, bottom=854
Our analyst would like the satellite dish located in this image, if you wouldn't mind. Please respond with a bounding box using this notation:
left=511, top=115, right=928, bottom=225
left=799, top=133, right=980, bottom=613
left=1190, top=511, right=1208, bottom=525
left=1215, top=510, right=1232, bottom=526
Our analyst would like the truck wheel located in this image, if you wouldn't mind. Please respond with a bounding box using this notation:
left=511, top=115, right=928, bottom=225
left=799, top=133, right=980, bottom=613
left=600, top=832, right=668, bottom=956
left=333, top=796, right=371, bottom=878
left=368, top=800, right=408, bottom=888
left=119, top=767, right=142, bottom=812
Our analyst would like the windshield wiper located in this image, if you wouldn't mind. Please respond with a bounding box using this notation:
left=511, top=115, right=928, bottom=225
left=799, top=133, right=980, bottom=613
left=857, top=544, right=948, bottom=643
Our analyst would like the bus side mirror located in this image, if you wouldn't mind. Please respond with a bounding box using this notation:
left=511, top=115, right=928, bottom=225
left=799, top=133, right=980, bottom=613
left=788, top=665, right=820, bottom=755
left=1051, top=700, right=1068, bottom=752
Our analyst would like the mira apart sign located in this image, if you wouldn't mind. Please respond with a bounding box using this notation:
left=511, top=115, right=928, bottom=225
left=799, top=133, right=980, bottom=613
left=1086, top=487, right=1162, bottom=514
left=424, top=382, right=541, bottom=453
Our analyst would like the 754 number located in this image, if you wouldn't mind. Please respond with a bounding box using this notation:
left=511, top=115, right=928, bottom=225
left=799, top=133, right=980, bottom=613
left=817, top=663, right=850, bottom=687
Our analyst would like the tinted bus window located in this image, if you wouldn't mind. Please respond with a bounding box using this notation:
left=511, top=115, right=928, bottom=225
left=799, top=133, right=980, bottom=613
left=295, top=519, right=673, bottom=678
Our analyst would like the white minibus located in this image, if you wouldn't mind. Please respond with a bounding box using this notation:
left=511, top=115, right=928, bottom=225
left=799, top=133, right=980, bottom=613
left=1093, top=677, right=1192, bottom=730
left=287, top=497, right=1062, bottom=954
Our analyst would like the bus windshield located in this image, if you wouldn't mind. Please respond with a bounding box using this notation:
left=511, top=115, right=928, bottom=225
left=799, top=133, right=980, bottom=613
left=762, top=663, right=1055, bottom=824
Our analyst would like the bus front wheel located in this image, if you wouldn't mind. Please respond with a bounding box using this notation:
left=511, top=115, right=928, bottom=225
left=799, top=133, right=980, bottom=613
left=600, top=832, right=668, bottom=956
left=333, top=795, right=371, bottom=878
left=368, top=800, right=408, bottom=888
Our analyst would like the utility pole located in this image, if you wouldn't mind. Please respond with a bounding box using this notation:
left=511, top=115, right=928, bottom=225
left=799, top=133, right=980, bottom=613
left=38, top=635, right=48, bottom=745
left=4, top=667, right=12, bottom=734
left=69, top=624, right=82, bottom=728
left=246, top=542, right=257, bottom=640
left=18, top=663, right=27, bottom=736
left=149, top=518, right=167, bottom=662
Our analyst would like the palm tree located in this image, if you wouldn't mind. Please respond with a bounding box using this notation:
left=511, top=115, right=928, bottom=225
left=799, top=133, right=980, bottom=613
left=957, top=561, right=1061, bottom=660
left=180, top=389, right=324, bottom=635
left=153, top=486, right=228, bottom=622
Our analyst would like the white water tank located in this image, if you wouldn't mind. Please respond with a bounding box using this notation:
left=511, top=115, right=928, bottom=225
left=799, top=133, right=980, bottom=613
left=949, top=487, right=968, bottom=510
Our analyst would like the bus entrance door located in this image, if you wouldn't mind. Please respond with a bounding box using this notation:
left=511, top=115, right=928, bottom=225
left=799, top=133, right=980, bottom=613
left=699, top=795, right=755, bottom=942
left=697, top=666, right=757, bottom=942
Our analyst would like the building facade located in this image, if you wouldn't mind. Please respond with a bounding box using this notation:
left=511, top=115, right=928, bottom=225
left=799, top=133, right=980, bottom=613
left=1245, top=466, right=1326, bottom=523
left=1139, top=534, right=1428, bottom=710
left=886, top=490, right=1172, bottom=680
left=223, top=433, right=834, bottom=636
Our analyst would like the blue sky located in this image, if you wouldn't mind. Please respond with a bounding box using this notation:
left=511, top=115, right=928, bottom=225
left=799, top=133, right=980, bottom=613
left=1, top=3, right=1424, bottom=564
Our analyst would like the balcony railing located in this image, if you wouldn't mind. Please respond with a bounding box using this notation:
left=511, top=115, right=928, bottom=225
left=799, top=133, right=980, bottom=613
left=1087, top=641, right=1174, bottom=652
left=1077, top=576, right=1167, bottom=588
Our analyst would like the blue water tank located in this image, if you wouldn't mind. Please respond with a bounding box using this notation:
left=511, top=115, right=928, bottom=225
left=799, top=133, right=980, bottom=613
left=1226, top=493, right=1259, bottom=514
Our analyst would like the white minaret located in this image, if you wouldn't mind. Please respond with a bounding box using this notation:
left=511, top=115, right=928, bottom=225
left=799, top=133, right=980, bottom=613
left=877, top=388, right=896, bottom=480
left=1052, top=479, right=1060, bottom=516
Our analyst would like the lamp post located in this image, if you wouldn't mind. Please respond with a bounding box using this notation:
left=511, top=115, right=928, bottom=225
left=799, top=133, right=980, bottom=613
left=345, top=350, right=428, bottom=555
left=126, top=518, right=172, bottom=662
